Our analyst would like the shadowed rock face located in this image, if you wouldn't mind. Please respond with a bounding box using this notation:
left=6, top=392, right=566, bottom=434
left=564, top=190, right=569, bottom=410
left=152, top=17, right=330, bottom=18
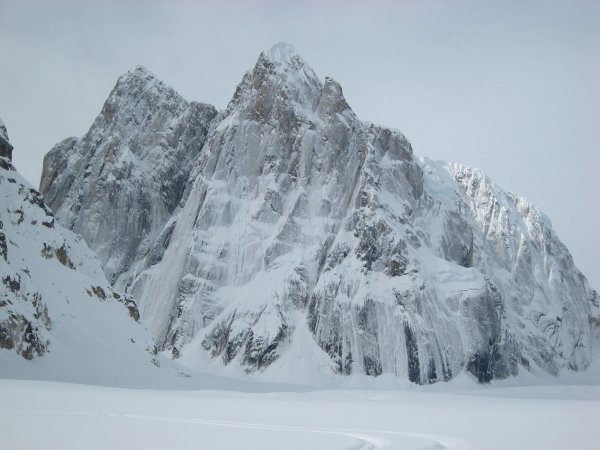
left=40, top=44, right=600, bottom=383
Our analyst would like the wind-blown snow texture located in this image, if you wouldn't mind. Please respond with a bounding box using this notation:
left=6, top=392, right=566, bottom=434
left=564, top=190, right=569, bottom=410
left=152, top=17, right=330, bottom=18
left=41, top=43, right=600, bottom=384
left=0, top=155, right=162, bottom=382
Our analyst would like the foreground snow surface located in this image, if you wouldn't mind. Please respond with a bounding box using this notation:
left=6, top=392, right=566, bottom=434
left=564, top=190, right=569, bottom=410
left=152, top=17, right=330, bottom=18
left=2, top=379, right=599, bottom=450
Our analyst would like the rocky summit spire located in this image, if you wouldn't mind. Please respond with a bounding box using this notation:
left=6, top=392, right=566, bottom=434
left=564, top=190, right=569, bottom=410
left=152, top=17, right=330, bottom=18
left=224, top=42, right=323, bottom=120
left=0, top=117, right=8, bottom=141
left=0, top=117, right=14, bottom=161
left=39, top=67, right=218, bottom=284
left=265, top=42, right=300, bottom=65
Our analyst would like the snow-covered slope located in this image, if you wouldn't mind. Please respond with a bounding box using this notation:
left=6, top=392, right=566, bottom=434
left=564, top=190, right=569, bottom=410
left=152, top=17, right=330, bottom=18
left=0, top=155, right=167, bottom=384
left=40, top=43, right=600, bottom=384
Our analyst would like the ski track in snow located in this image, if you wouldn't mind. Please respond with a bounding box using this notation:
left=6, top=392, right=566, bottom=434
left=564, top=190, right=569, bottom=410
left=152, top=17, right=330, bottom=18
left=4, top=379, right=600, bottom=450
left=2, top=409, right=467, bottom=450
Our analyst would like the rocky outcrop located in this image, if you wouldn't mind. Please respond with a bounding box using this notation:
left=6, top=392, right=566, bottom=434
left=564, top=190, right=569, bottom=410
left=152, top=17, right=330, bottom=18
left=40, top=43, right=599, bottom=383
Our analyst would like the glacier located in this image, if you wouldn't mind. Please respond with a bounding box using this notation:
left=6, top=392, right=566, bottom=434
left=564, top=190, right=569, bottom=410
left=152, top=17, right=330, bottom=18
left=40, top=43, right=599, bottom=384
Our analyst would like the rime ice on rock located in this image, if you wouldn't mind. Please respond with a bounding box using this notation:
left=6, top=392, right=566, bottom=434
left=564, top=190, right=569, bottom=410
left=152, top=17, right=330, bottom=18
left=40, top=45, right=600, bottom=383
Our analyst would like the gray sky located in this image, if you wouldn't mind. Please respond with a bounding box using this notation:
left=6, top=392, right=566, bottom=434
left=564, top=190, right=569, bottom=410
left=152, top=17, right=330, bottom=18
left=1, top=0, right=598, bottom=289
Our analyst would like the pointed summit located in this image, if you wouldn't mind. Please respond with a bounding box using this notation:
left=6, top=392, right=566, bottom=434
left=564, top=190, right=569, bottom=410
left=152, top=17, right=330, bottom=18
left=259, top=42, right=313, bottom=77
left=0, top=116, right=8, bottom=142
left=128, top=64, right=159, bottom=82
left=95, top=64, right=189, bottom=135
left=113, top=65, right=162, bottom=94
left=133, top=64, right=153, bottom=75
left=224, top=42, right=323, bottom=118
left=0, top=116, right=13, bottom=161
left=265, top=42, right=300, bottom=65
left=40, top=64, right=217, bottom=284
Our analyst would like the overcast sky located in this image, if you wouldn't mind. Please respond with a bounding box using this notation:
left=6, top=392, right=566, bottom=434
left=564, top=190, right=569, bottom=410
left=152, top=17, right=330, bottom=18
left=1, top=0, right=598, bottom=289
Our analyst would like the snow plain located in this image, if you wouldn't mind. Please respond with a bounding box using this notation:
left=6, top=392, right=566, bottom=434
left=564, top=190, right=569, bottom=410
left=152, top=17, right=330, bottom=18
left=2, top=372, right=599, bottom=450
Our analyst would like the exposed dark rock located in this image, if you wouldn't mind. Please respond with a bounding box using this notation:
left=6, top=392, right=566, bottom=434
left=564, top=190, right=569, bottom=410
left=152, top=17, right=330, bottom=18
left=0, top=221, right=7, bottom=262
left=0, top=156, right=14, bottom=170
left=2, top=274, right=21, bottom=293
left=91, top=286, right=106, bottom=300
left=404, top=323, right=421, bottom=384
left=0, top=313, right=48, bottom=359
left=55, top=244, right=75, bottom=269
left=40, top=243, right=75, bottom=269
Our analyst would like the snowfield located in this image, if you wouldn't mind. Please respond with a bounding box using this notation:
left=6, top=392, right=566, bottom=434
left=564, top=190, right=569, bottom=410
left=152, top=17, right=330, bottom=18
left=1, top=375, right=599, bottom=450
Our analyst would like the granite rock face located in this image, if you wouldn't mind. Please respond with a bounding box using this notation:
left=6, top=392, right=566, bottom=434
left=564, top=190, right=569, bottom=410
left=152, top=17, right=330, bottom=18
left=41, top=43, right=599, bottom=383
left=40, top=66, right=218, bottom=283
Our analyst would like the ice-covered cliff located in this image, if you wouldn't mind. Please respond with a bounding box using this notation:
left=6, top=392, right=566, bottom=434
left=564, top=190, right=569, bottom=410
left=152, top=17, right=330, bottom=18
left=41, top=43, right=599, bottom=383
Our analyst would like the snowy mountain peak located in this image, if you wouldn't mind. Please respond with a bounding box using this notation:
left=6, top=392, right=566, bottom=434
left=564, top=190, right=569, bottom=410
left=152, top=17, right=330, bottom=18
left=133, top=64, right=153, bottom=75
left=0, top=116, right=13, bottom=161
left=110, top=65, right=175, bottom=102
left=257, top=42, right=319, bottom=84
left=0, top=117, right=8, bottom=142
left=40, top=66, right=218, bottom=284
left=92, top=65, right=183, bottom=122
left=125, top=64, right=158, bottom=82
left=265, top=42, right=300, bottom=65
left=223, top=43, right=324, bottom=123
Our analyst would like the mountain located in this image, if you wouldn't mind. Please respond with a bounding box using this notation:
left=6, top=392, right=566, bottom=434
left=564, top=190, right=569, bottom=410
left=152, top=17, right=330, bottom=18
left=40, top=43, right=600, bottom=384
left=0, top=126, right=165, bottom=384
left=40, top=66, right=217, bottom=284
